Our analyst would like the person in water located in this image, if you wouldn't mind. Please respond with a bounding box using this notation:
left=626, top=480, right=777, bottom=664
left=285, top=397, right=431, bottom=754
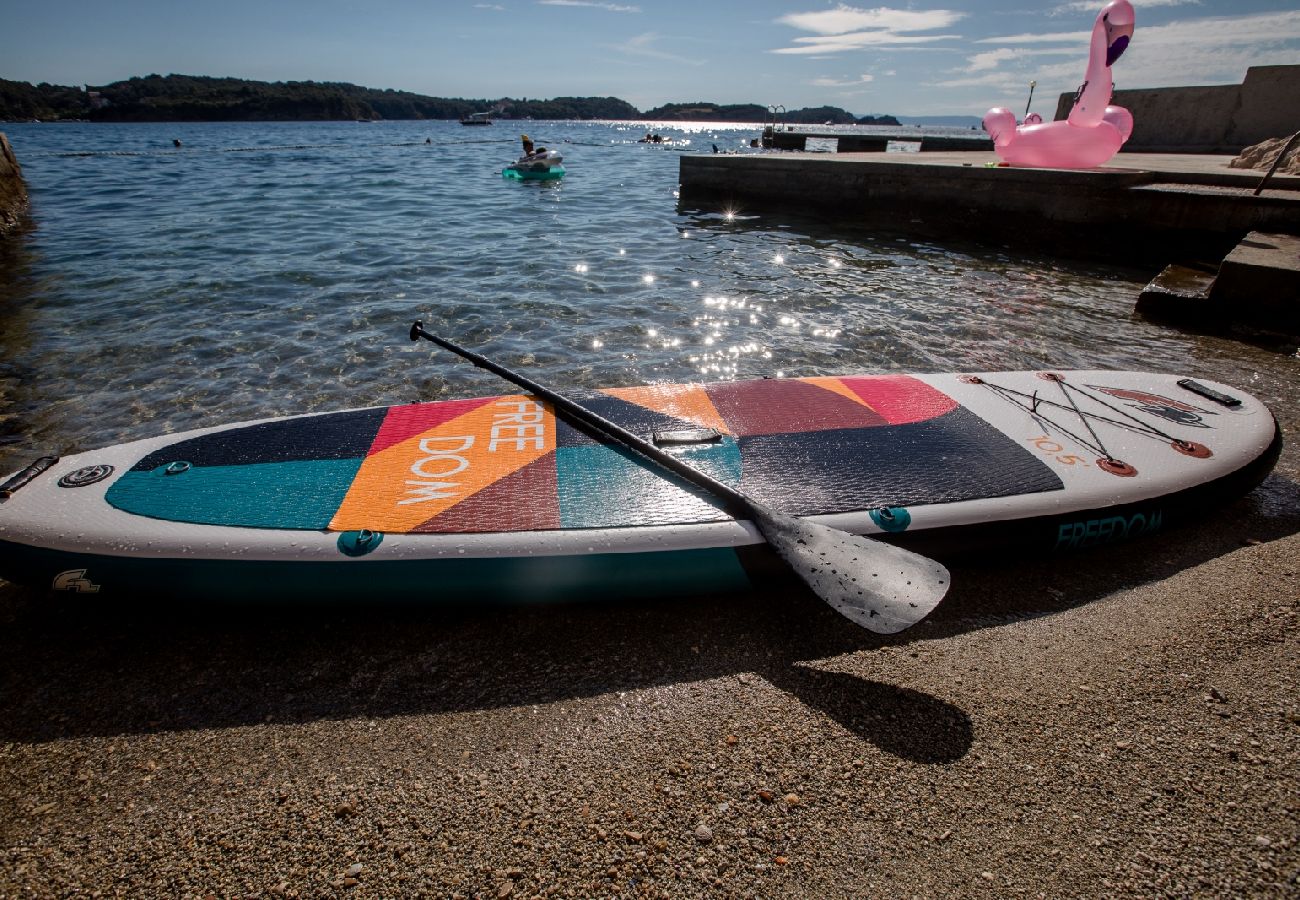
left=520, top=134, right=547, bottom=160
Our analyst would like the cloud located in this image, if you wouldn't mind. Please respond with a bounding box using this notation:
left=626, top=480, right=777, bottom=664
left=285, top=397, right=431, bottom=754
left=539, top=0, right=640, bottom=11
left=939, top=10, right=1300, bottom=102
left=777, top=6, right=963, bottom=35
left=774, top=32, right=962, bottom=55
left=974, top=30, right=1090, bottom=46
left=1109, top=10, right=1300, bottom=87
left=613, top=32, right=704, bottom=66
left=810, top=74, right=876, bottom=87
left=474, top=3, right=505, bottom=9
left=772, top=5, right=964, bottom=55
left=1052, top=0, right=1199, bottom=12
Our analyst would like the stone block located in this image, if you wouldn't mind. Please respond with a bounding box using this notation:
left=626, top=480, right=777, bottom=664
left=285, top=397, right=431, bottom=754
left=1136, top=264, right=1216, bottom=321
left=1210, top=231, right=1300, bottom=331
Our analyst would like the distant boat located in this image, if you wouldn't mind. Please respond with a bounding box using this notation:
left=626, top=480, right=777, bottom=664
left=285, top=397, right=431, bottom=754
left=461, top=112, right=493, bottom=126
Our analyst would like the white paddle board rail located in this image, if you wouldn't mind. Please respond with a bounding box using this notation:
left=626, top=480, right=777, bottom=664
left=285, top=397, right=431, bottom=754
left=0, top=359, right=1281, bottom=618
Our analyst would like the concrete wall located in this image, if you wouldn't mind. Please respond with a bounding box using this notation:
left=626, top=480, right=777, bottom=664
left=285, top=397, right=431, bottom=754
left=1230, top=66, right=1300, bottom=148
left=1054, top=65, right=1300, bottom=153
left=0, top=133, right=29, bottom=238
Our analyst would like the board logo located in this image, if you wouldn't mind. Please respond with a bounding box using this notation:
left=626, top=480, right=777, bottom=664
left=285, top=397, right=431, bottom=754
left=57, top=464, right=115, bottom=488
left=330, top=397, right=554, bottom=533
left=1088, top=385, right=1215, bottom=429
left=52, top=569, right=101, bottom=593
left=402, top=435, right=477, bottom=505
left=400, top=399, right=548, bottom=506
left=1054, top=509, right=1163, bottom=550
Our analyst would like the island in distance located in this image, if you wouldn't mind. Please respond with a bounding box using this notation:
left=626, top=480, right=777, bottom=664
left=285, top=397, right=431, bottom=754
left=0, top=73, right=903, bottom=126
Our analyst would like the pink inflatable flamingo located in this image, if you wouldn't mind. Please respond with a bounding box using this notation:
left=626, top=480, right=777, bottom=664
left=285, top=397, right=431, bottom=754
left=983, top=0, right=1135, bottom=168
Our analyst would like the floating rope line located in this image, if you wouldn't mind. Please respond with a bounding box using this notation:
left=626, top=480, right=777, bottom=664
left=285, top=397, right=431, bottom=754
left=29, top=138, right=520, bottom=158
left=28, top=136, right=608, bottom=159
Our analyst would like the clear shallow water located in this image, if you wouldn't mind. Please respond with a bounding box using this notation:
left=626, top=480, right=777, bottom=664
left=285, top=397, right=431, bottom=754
left=0, top=119, right=1294, bottom=474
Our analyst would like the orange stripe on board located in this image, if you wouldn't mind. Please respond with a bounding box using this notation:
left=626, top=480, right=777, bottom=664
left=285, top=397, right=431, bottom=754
left=601, top=383, right=730, bottom=434
left=800, top=376, right=879, bottom=411
left=330, top=395, right=555, bottom=533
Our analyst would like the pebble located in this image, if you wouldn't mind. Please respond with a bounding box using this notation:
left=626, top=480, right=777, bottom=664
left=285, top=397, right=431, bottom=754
left=694, top=824, right=713, bottom=844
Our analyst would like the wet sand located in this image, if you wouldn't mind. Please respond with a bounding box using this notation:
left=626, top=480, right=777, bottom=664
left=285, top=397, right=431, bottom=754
left=1, top=390, right=1297, bottom=897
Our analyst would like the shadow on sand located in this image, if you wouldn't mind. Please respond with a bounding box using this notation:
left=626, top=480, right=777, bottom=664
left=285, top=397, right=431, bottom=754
left=1, top=476, right=1296, bottom=765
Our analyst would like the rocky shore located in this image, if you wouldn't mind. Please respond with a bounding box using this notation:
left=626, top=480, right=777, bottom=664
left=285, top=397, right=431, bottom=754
left=0, top=133, right=29, bottom=237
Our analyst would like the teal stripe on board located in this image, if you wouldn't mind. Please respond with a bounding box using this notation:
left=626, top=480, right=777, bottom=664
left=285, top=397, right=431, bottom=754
left=105, top=459, right=364, bottom=529
left=556, top=438, right=741, bottom=528
left=0, top=539, right=753, bottom=601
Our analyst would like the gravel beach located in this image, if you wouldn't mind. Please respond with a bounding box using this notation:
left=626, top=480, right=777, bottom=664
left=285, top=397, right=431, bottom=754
left=2, top=384, right=1297, bottom=898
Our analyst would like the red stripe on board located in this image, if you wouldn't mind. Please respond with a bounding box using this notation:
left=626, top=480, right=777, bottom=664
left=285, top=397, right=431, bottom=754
left=366, top=398, right=498, bottom=456
left=706, top=379, right=887, bottom=436
left=412, top=452, right=560, bottom=533
left=839, top=376, right=958, bottom=425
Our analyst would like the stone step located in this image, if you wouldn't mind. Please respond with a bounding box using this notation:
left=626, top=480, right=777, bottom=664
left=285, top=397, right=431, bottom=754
left=1137, top=231, right=1300, bottom=333
left=1136, top=264, right=1217, bottom=321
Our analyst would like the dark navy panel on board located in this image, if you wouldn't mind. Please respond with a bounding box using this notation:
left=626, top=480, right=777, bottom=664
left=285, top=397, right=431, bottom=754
left=554, top=391, right=709, bottom=448
left=127, top=408, right=390, bottom=472
left=736, top=407, right=1064, bottom=515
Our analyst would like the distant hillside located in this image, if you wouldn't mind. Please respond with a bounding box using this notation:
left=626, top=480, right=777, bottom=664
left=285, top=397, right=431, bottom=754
left=0, top=74, right=640, bottom=122
left=643, top=101, right=899, bottom=126
left=0, top=75, right=901, bottom=125
left=893, top=115, right=983, bottom=129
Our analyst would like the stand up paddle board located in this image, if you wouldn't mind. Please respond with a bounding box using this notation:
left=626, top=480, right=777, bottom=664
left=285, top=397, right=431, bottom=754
left=0, top=370, right=1280, bottom=600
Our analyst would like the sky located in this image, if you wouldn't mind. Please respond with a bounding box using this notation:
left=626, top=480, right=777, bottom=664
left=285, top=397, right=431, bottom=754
left=2, top=0, right=1298, bottom=117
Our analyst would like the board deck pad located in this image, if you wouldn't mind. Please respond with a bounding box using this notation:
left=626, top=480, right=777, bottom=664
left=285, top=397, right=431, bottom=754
left=104, top=375, right=1064, bottom=534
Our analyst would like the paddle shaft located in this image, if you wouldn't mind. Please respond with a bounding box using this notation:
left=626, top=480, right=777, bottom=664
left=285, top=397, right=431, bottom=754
left=410, top=322, right=753, bottom=518
left=409, top=321, right=952, bottom=634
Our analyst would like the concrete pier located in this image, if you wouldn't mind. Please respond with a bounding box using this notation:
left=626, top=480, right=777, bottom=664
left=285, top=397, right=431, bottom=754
left=678, top=150, right=1300, bottom=267
left=762, top=128, right=992, bottom=153
left=679, top=150, right=1300, bottom=333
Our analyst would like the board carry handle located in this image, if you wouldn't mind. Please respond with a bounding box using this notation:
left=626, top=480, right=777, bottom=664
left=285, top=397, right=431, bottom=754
left=0, top=456, right=60, bottom=500
left=408, top=321, right=951, bottom=635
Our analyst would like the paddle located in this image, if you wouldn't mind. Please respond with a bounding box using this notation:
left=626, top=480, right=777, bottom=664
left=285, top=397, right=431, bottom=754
left=409, top=321, right=951, bottom=634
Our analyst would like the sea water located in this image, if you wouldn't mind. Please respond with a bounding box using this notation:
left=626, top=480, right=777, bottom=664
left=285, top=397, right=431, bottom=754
left=0, top=119, right=1292, bottom=473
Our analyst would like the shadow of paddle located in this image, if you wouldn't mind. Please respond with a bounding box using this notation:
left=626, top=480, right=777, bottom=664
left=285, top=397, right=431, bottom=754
left=760, top=663, right=972, bottom=764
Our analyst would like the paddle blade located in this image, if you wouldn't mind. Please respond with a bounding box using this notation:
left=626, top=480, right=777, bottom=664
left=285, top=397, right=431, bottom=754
left=751, top=508, right=950, bottom=634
